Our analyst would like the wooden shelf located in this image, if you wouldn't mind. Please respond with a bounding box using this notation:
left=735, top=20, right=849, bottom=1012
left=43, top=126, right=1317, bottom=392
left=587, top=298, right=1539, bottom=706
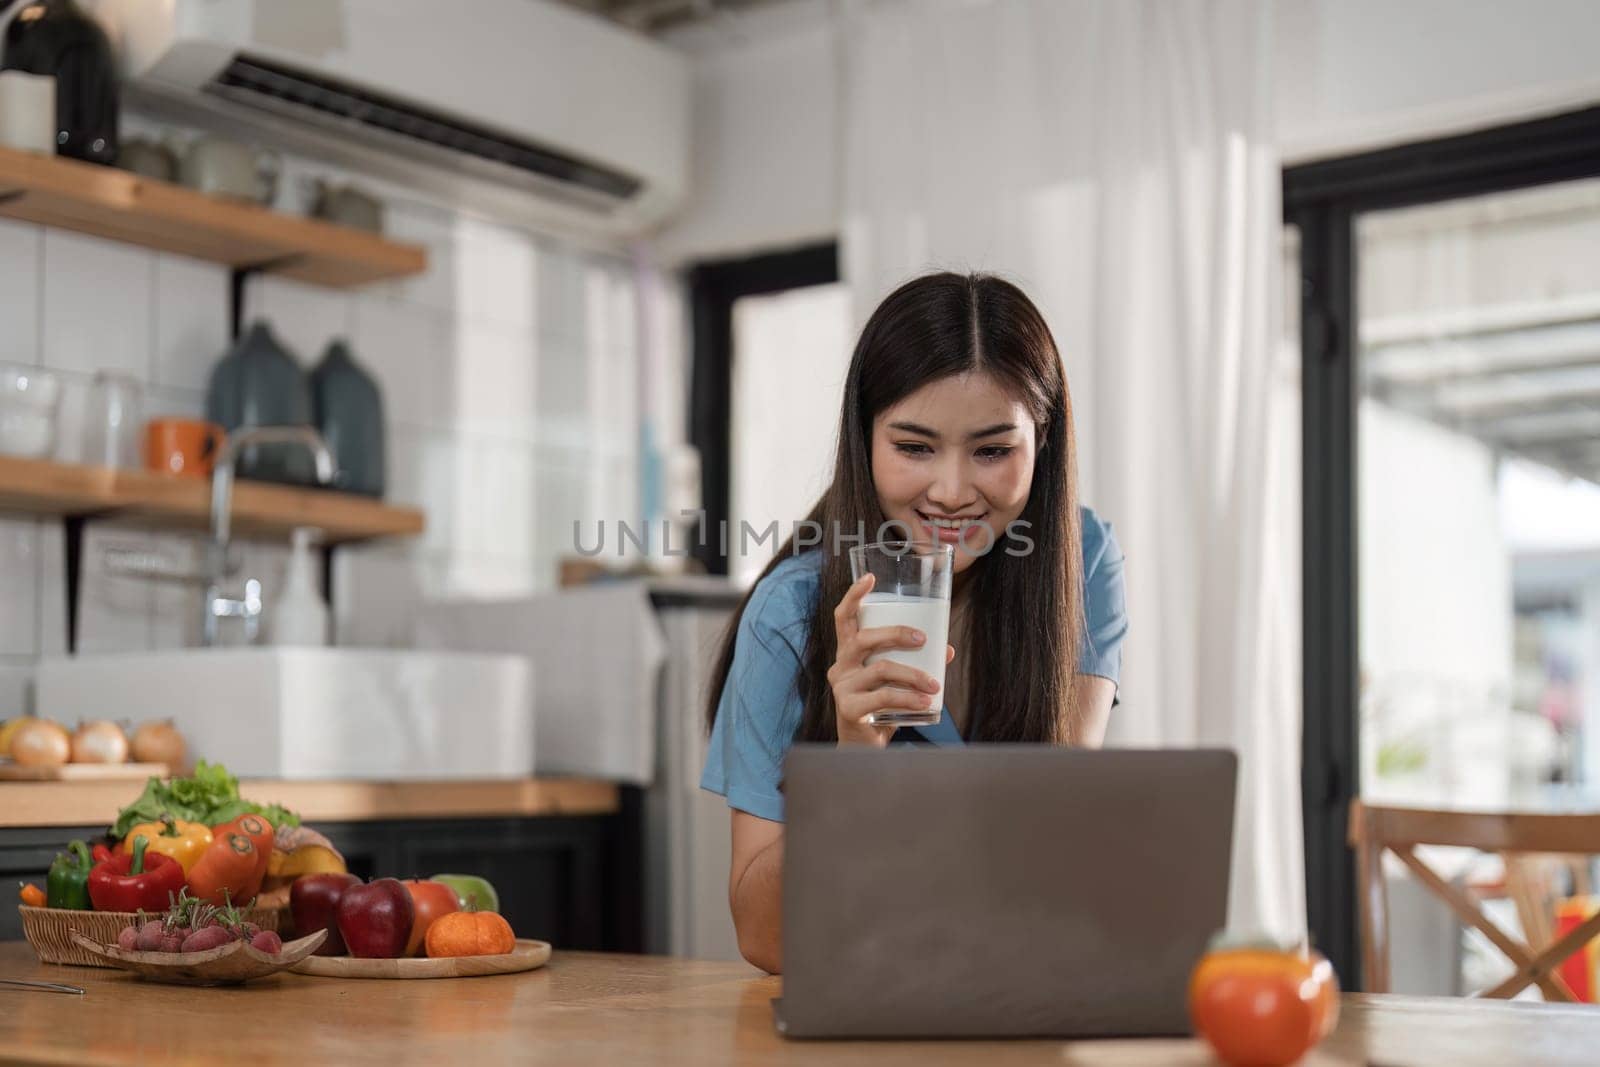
left=0, top=456, right=424, bottom=545
left=0, top=146, right=426, bottom=286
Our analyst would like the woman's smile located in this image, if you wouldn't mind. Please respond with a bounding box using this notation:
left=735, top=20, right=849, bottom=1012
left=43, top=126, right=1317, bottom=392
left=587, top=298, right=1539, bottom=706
left=914, top=508, right=991, bottom=546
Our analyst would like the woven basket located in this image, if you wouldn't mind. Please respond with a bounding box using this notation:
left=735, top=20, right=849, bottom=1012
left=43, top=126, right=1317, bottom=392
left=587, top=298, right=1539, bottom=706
left=19, top=904, right=284, bottom=968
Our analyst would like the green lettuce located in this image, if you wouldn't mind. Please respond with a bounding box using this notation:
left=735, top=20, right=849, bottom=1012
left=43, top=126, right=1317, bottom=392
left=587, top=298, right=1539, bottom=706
left=110, top=761, right=301, bottom=839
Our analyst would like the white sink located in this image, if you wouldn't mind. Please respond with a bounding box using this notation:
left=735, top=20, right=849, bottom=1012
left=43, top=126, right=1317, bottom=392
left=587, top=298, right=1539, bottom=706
left=36, top=649, right=534, bottom=780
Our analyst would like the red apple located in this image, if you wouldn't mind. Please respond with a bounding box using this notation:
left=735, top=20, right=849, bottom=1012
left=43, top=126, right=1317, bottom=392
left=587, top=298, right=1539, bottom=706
left=401, top=879, right=460, bottom=957
left=336, top=878, right=415, bottom=959
left=291, top=872, right=362, bottom=956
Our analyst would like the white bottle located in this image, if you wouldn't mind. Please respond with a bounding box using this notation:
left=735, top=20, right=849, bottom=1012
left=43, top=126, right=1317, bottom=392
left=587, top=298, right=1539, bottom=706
left=269, top=527, right=330, bottom=647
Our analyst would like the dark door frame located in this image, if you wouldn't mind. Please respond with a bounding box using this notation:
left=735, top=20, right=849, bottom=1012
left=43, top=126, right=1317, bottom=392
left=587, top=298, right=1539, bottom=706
left=1286, top=104, right=1600, bottom=986
left=687, top=242, right=840, bottom=575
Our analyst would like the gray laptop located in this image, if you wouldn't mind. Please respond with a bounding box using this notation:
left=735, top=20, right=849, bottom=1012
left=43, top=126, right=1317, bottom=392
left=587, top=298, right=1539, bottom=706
left=776, top=746, right=1237, bottom=1039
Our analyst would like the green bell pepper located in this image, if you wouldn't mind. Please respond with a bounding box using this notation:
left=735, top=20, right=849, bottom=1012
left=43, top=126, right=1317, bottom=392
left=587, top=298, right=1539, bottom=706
left=46, top=840, right=93, bottom=910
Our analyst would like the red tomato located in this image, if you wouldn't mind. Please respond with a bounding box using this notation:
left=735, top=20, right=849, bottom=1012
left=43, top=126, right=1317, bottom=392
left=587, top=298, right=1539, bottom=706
left=1189, top=942, right=1339, bottom=1067
left=401, top=879, right=461, bottom=957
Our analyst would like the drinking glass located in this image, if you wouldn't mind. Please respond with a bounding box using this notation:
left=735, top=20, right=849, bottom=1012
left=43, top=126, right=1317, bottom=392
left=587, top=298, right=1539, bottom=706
left=846, top=540, right=955, bottom=726
left=83, top=371, right=143, bottom=469
left=0, top=363, right=60, bottom=458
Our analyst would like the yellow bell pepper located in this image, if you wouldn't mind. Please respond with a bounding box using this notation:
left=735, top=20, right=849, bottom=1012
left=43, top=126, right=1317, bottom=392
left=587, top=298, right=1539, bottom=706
left=120, top=814, right=212, bottom=875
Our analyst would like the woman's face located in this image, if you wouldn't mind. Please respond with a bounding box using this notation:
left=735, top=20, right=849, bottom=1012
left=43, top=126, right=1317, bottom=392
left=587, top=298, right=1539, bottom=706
left=870, top=371, right=1037, bottom=574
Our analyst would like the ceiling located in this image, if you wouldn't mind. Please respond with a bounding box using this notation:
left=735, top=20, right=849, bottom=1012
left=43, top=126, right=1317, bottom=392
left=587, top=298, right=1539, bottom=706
left=1364, top=311, right=1600, bottom=486
left=1358, top=178, right=1600, bottom=489
left=552, top=0, right=787, bottom=33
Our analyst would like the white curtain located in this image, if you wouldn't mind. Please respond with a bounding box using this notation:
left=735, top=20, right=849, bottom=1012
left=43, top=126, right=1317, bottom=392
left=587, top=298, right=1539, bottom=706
left=840, top=0, right=1303, bottom=936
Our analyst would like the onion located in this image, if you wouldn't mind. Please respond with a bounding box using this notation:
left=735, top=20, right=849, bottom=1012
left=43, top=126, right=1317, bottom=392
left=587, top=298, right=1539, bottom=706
left=70, top=720, right=129, bottom=764
left=130, top=719, right=187, bottom=769
left=11, top=719, right=70, bottom=767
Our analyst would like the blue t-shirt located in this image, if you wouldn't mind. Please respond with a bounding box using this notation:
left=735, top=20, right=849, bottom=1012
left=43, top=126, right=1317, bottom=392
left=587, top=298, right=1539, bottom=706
left=701, top=506, right=1128, bottom=822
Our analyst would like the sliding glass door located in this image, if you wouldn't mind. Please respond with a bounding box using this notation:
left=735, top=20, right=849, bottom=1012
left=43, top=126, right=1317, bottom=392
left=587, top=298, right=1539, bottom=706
left=1287, top=107, right=1600, bottom=989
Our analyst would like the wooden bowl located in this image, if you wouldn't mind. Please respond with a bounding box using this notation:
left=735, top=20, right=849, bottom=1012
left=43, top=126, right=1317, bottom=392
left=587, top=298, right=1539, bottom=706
left=19, top=904, right=283, bottom=968
left=68, top=928, right=327, bottom=985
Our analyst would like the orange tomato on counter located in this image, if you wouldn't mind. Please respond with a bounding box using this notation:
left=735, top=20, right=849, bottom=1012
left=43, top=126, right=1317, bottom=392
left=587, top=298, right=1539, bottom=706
left=1189, top=938, right=1339, bottom=1067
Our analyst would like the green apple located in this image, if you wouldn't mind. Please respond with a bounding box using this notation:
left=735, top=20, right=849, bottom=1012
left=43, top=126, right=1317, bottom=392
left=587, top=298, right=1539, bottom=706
left=430, top=873, right=500, bottom=913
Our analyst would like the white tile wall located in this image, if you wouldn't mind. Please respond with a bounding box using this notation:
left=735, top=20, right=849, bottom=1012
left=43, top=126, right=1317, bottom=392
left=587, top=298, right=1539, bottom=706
left=332, top=543, right=423, bottom=648
left=0, top=517, right=39, bottom=657
left=36, top=522, right=66, bottom=657
left=41, top=230, right=154, bottom=380
left=456, top=217, right=538, bottom=332
left=377, top=204, right=458, bottom=314
left=0, top=146, right=664, bottom=702
left=0, top=219, right=40, bottom=367
left=153, top=255, right=230, bottom=393
left=248, top=277, right=354, bottom=367
left=147, top=535, right=200, bottom=650
left=0, top=658, right=35, bottom=717
left=74, top=526, right=155, bottom=655
left=536, top=328, right=589, bottom=438
left=352, top=296, right=453, bottom=430
left=451, top=322, right=539, bottom=441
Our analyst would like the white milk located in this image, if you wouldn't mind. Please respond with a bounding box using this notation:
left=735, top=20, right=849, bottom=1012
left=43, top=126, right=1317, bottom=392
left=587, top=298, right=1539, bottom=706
left=856, top=592, right=950, bottom=725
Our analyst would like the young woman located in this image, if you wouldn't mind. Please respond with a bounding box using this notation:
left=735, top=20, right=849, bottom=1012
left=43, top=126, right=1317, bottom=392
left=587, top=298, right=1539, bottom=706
left=701, top=272, right=1128, bottom=973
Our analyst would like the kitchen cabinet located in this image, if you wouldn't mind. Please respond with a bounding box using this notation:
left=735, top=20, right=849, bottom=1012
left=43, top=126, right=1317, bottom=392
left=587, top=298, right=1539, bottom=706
left=0, top=802, right=643, bottom=952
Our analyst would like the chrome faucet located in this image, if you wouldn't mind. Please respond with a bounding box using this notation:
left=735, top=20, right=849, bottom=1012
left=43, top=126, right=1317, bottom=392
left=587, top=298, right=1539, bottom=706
left=203, top=427, right=336, bottom=646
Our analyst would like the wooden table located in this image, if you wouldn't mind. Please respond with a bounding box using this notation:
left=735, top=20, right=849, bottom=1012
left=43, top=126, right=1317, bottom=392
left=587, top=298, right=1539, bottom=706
left=2, top=943, right=1599, bottom=1065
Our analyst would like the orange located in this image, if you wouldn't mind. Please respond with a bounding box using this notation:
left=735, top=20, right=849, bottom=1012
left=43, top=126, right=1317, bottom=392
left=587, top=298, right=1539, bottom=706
left=424, top=910, right=515, bottom=958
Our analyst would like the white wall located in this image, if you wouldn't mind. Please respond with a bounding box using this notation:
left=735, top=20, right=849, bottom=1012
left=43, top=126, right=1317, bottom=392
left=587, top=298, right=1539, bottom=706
left=1276, top=0, right=1600, bottom=162
left=728, top=282, right=852, bottom=583
left=655, top=0, right=1600, bottom=265
left=655, top=0, right=838, bottom=265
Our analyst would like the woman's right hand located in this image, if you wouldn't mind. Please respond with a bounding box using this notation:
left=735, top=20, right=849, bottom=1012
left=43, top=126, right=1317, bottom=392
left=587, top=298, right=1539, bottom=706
left=827, top=573, right=948, bottom=747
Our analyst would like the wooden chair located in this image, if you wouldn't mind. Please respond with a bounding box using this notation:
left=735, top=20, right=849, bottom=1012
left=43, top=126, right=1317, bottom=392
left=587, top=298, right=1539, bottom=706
left=1349, top=801, right=1600, bottom=1001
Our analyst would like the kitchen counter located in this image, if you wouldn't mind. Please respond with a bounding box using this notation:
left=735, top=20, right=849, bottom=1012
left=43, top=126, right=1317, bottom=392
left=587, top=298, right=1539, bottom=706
left=0, top=777, right=619, bottom=828
left=2, top=944, right=1599, bottom=1065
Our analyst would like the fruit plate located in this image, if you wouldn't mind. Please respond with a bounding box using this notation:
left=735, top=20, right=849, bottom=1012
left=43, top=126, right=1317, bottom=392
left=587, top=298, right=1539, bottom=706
left=290, top=939, right=552, bottom=979
left=69, top=928, right=327, bottom=985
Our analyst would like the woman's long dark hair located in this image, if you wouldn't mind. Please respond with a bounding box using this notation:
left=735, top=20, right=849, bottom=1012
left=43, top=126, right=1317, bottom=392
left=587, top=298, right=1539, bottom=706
left=704, top=272, right=1085, bottom=744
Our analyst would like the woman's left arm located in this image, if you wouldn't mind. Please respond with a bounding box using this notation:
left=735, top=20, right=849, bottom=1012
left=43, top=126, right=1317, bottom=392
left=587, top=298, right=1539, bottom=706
left=1075, top=509, right=1127, bottom=749
left=1073, top=677, right=1116, bottom=747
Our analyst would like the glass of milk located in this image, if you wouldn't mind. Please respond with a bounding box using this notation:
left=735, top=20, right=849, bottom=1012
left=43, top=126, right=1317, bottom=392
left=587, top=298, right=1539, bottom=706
left=846, top=541, right=955, bottom=726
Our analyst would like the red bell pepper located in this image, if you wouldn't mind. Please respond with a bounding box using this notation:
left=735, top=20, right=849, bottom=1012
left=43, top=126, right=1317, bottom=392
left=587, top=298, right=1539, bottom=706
left=92, top=842, right=114, bottom=865
left=87, top=834, right=186, bottom=913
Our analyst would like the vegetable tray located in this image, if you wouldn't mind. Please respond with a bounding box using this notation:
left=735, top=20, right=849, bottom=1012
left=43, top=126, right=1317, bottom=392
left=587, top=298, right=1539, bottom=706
left=19, top=904, right=283, bottom=968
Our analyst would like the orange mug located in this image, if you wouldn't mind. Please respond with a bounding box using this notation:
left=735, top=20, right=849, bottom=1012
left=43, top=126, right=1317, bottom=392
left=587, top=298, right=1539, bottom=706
left=145, top=418, right=225, bottom=478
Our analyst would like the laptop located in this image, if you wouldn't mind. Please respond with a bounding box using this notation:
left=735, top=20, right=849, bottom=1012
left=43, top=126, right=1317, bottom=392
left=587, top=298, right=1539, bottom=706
left=775, top=746, right=1237, bottom=1039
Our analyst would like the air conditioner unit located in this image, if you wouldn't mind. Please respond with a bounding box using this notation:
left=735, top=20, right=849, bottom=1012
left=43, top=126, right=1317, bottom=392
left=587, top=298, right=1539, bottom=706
left=88, top=0, right=690, bottom=238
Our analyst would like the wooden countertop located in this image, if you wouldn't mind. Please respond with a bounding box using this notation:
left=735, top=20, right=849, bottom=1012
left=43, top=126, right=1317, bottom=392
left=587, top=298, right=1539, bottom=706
left=2, top=945, right=1599, bottom=1065
left=0, top=778, right=619, bottom=828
